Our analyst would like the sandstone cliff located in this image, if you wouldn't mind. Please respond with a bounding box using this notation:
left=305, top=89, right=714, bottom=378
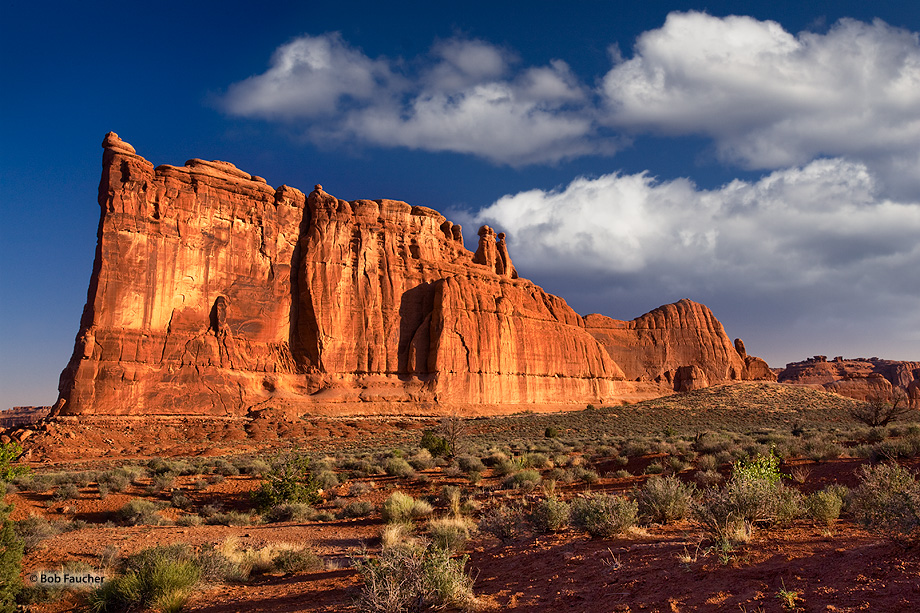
left=54, top=134, right=770, bottom=416
left=584, top=300, right=776, bottom=394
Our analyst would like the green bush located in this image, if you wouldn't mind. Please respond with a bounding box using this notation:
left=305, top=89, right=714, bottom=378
left=420, top=431, right=451, bottom=458
left=0, top=442, right=29, bottom=483
left=851, top=463, right=920, bottom=540
left=807, top=487, right=845, bottom=527
left=0, top=504, right=23, bottom=612
left=88, top=545, right=201, bottom=613
left=635, top=475, right=696, bottom=524
left=571, top=494, right=638, bottom=538
left=251, top=452, right=321, bottom=510
left=531, top=497, right=571, bottom=533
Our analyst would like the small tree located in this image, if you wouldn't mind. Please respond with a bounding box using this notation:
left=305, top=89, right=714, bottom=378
left=252, top=451, right=321, bottom=510
left=438, top=415, right=467, bottom=458
left=0, top=503, right=23, bottom=611
left=849, top=390, right=912, bottom=428
left=0, top=441, right=29, bottom=483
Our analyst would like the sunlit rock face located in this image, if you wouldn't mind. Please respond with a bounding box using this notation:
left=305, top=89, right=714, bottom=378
left=778, top=355, right=920, bottom=402
left=55, top=133, right=770, bottom=416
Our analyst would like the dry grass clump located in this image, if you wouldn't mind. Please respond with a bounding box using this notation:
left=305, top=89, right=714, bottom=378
left=382, top=492, right=433, bottom=524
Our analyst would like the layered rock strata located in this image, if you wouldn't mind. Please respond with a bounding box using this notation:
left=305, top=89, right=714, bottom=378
left=54, top=134, right=771, bottom=416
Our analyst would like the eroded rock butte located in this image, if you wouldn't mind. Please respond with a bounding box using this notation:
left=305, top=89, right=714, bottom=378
left=54, top=133, right=774, bottom=417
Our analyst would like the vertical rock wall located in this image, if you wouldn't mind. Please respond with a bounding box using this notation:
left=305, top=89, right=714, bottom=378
left=55, top=134, right=770, bottom=416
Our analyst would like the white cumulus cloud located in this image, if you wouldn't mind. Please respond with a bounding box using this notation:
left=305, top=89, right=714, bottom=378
left=476, top=159, right=920, bottom=363
left=602, top=12, right=920, bottom=193
left=222, top=35, right=597, bottom=165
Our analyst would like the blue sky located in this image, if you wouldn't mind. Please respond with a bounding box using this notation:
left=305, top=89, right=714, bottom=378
left=2, top=1, right=919, bottom=408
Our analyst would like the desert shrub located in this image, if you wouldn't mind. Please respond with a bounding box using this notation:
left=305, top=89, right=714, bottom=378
left=503, top=469, right=541, bottom=490
left=522, top=453, right=550, bottom=469
left=420, top=431, right=451, bottom=458
left=341, top=501, right=374, bottom=518
left=482, top=451, right=508, bottom=467
left=531, top=497, right=570, bottom=533
left=644, top=462, right=665, bottom=475
left=612, top=469, right=631, bottom=479
left=578, top=468, right=600, bottom=484
left=851, top=463, right=920, bottom=540
left=571, top=494, right=638, bottom=538
left=408, top=449, right=435, bottom=471
left=53, top=483, right=81, bottom=502
left=807, top=487, right=845, bottom=527
left=0, top=504, right=23, bottom=611
left=348, top=481, right=373, bottom=497
left=635, top=475, right=696, bottom=524
left=622, top=439, right=651, bottom=457
left=205, top=511, right=254, bottom=526
left=273, top=548, right=324, bottom=574
left=427, top=516, right=476, bottom=553
left=440, top=486, right=462, bottom=516
left=382, top=492, right=432, bottom=524
left=0, top=442, right=29, bottom=483
left=385, top=458, right=415, bottom=479
left=733, top=449, right=783, bottom=484
left=774, top=486, right=805, bottom=523
left=353, top=542, right=476, bottom=613
left=479, top=504, right=526, bottom=543
left=694, top=486, right=753, bottom=551
left=88, top=544, right=201, bottom=613
left=545, top=427, right=559, bottom=438
left=175, top=514, right=203, bottom=527
left=263, top=503, right=316, bottom=523
left=169, top=493, right=191, bottom=510
left=117, top=499, right=167, bottom=526
left=252, top=452, right=321, bottom=510
left=694, top=469, right=723, bottom=487
left=146, top=473, right=175, bottom=495
left=313, top=469, right=339, bottom=490
left=13, top=516, right=83, bottom=552
left=457, top=455, right=485, bottom=474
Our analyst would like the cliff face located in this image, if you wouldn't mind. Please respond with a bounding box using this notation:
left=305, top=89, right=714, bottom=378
left=583, top=300, right=775, bottom=393
left=778, top=355, right=920, bottom=403
left=55, top=134, right=768, bottom=416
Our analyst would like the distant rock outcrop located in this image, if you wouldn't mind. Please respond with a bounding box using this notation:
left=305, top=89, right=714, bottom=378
left=53, top=134, right=772, bottom=416
left=778, top=355, right=920, bottom=403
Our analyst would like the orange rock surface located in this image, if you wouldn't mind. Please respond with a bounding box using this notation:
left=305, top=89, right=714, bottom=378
left=778, top=355, right=920, bottom=403
left=55, top=134, right=771, bottom=416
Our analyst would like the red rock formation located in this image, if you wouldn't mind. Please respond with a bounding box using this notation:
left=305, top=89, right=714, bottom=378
left=778, top=356, right=920, bottom=402
left=583, top=300, right=775, bottom=394
left=54, top=134, right=770, bottom=416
